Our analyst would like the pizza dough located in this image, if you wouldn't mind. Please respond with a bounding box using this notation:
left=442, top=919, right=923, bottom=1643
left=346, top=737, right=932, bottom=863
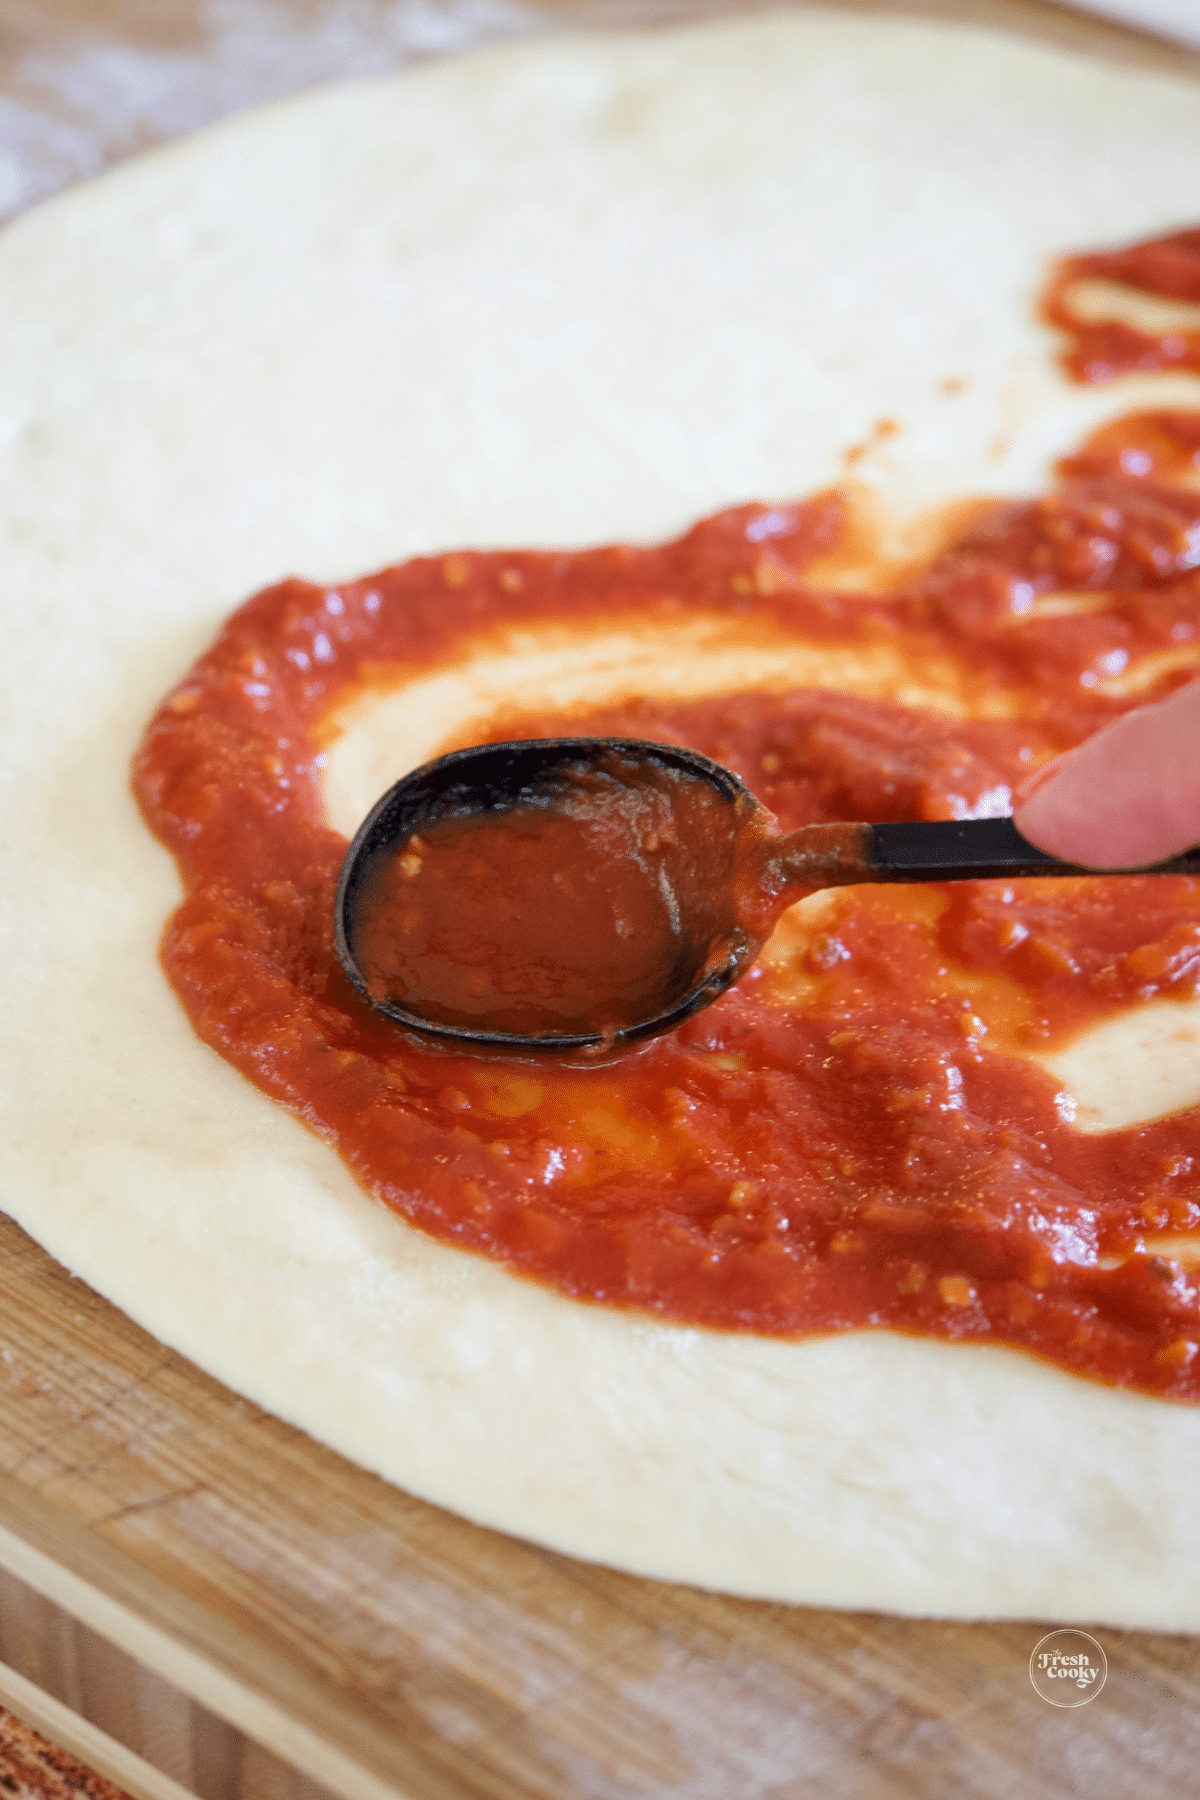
left=3, top=9, right=1200, bottom=1625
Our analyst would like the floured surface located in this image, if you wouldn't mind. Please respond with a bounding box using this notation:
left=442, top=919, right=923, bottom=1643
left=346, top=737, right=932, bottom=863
left=3, top=10, right=1200, bottom=1626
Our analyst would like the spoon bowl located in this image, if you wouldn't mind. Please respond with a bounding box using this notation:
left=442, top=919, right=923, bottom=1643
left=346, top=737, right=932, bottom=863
left=335, top=738, right=761, bottom=1051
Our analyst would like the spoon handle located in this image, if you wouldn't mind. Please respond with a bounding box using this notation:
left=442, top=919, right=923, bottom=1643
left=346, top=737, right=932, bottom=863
left=869, top=817, right=1200, bottom=881
left=771, top=816, right=1200, bottom=893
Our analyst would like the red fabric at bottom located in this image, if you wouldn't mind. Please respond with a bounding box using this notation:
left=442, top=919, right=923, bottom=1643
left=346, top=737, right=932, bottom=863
left=0, top=1706, right=132, bottom=1800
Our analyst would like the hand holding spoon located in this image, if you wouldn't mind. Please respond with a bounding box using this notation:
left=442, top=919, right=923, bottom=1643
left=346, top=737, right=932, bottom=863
left=334, top=738, right=1200, bottom=1053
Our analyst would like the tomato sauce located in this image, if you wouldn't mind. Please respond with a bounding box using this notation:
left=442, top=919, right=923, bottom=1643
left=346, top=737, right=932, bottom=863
left=1043, top=225, right=1200, bottom=382
left=135, top=232, right=1200, bottom=1399
left=349, top=753, right=747, bottom=1037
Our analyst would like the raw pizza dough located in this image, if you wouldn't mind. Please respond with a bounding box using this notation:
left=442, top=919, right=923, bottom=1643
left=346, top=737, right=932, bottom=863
left=3, top=9, right=1200, bottom=1626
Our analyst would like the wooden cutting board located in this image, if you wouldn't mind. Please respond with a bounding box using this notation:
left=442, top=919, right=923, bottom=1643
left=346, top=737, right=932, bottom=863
left=3, top=4, right=1200, bottom=1797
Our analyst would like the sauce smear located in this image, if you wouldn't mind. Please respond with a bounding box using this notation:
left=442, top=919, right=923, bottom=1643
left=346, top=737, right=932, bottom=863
left=134, top=229, right=1200, bottom=1399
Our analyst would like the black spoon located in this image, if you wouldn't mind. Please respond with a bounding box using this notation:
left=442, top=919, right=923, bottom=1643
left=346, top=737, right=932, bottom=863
left=334, top=737, right=1200, bottom=1053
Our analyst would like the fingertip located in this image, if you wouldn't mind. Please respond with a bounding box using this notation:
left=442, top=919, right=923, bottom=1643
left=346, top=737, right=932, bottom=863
left=1013, top=680, right=1200, bottom=869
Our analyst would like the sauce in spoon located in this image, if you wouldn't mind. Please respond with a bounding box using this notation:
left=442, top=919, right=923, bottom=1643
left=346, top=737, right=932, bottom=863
left=351, top=753, right=752, bottom=1038
left=341, top=743, right=763, bottom=1047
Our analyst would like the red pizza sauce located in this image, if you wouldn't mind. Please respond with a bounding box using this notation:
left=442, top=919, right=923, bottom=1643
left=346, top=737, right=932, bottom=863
left=135, top=248, right=1200, bottom=1401
left=1044, top=225, right=1200, bottom=382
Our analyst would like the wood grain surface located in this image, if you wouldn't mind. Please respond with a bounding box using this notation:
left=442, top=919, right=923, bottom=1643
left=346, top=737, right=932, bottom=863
left=3, top=4, right=1200, bottom=1799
